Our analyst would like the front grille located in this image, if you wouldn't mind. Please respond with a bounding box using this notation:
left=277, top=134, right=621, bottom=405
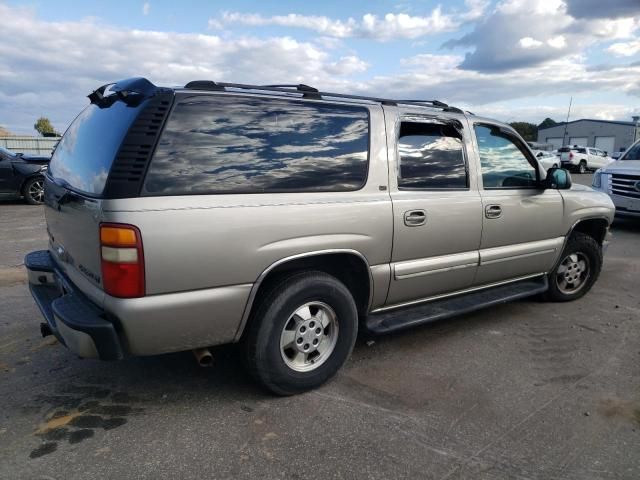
left=610, top=173, right=640, bottom=199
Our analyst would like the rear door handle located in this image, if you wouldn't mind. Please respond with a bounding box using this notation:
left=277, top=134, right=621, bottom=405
left=485, top=204, right=502, bottom=219
left=404, top=209, right=427, bottom=226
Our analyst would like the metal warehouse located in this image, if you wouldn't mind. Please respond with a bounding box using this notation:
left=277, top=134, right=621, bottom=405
left=537, top=117, right=640, bottom=154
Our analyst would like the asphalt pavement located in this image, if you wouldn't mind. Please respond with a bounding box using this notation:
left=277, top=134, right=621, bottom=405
left=0, top=174, right=638, bottom=479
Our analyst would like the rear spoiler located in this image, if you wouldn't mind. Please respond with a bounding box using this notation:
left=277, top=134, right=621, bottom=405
left=88, top=77, right=167, bottom=108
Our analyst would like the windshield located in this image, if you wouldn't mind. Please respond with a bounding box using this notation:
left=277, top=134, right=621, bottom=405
left=621, top=142, right=640, bottom=160
left=48, top=100, right=145, bottom=196
left=0, top=146, right=17, bottom=157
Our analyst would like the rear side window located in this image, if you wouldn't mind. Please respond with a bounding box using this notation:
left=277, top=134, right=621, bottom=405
left=49, top=101, right=145, bottom=195
left=143, top=96, right=369, bottom=195
left=397, top=122, right=467, bottom=189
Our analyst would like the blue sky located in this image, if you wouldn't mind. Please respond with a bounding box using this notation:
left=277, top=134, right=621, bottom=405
left=1, top=0, right=639, bottom=134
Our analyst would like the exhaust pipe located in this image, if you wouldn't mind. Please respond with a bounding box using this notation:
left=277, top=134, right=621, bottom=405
left=193, top=348, right=213, bottom=367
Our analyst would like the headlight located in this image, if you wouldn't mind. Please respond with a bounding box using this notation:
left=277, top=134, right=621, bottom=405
left=592, top=169, right=602, bottom=188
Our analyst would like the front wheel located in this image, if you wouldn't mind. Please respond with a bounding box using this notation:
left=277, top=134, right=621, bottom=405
left=244, top=271, right=358, bottom=395
left=23, top=176, right=45, bottom=205
left=543, top=232, right=602, bottom=302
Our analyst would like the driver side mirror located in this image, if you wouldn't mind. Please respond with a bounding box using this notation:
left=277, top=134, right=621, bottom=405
left=544, top=167, right=572, bottom=190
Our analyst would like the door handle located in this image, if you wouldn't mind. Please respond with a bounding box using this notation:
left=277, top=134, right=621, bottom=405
left=404, top=209, right=427, bottom=226
left=485, top=204, right=502, bottom=219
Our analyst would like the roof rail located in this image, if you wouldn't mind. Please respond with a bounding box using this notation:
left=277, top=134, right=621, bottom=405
left=182, top=80, right=463, bottom=113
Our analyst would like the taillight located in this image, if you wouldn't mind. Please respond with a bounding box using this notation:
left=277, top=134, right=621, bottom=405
left=100, top=223, right=145, bottom=298
left=569, top=152, right=573, bottom=159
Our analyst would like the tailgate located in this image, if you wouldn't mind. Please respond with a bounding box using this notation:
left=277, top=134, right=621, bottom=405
left=44, top=179, right=105, bottom=304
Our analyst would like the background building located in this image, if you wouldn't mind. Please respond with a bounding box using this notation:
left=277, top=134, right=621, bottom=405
left=537, top=117, right=640, bottom=154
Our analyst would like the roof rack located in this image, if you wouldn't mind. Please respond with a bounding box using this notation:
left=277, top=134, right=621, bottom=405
left=183, top=80, right=463, bottom=113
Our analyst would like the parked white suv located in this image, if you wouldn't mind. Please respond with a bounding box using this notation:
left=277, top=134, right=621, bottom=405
left=592, top=139, right=640, bottom=218
left=559, top=146, right=612, bottom=173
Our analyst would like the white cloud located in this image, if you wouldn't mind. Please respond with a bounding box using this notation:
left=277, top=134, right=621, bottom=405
left=0, top=4, right=368, bottom=133
left=143, top=2, right=150, bottom=16
left=547, top=35, right=567, bottom=48
left=211, top=9, right=460, bottom=40
left=608, top=39, right=640, bottom=56
left=461, top=0, right=491, bottom=21
left=519, top=37, right=543, bottom=49
left=445, top=0, right=640, bottom=72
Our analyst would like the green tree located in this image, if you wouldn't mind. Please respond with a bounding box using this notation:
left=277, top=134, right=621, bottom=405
left=538, top=117, right=559, bottom=130
left=33, top=117, right=58, bottom=137
left=509, top=121, right=538, bottom=141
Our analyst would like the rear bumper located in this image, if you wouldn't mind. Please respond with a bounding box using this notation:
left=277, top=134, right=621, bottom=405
left=25, top=250, right=123, bottom=360
left=26, top=249, right=253, bottom=358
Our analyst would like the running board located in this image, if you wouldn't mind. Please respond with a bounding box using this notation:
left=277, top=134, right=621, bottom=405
left=366, top=276, right=548, bottom=334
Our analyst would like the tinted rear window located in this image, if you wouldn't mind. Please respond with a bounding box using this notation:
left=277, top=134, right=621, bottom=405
left=397, top=122, right=467, bottom=189
left=143, top=95, right=369, bottom=195
left=49, top=101, right=144, bottom=195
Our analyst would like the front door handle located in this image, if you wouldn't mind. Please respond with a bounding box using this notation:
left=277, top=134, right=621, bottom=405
left=404, top=209, right=427, bottom=226
left=485, top=204, right=502, bottom=219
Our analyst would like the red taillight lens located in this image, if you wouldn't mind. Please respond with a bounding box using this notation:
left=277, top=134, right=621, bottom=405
left=569, top=152, right=573, bottom=159
left=100, top=223, right=145, bottom=298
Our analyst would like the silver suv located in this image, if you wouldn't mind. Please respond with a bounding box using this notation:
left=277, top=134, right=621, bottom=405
left=26, top=78, right=615, bottom=395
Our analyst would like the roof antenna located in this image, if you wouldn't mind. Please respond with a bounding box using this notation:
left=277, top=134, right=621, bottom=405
left=562, top=96, right=572, bottom=147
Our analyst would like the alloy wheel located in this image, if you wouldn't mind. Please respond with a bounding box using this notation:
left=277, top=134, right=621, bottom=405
left=279, top=301, right=339, bottom=372
left=556, top=252, right=590, bottom=295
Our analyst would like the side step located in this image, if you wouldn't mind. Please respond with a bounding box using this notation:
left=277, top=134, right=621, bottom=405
left=366, top=276, right=548, bottom=334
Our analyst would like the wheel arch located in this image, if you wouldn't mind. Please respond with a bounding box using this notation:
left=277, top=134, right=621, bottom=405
left=570, top=217, right=609, bottom=245
left=235, top=249, right=373, bottom=341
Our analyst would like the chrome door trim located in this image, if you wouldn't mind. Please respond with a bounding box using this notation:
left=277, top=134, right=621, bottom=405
left=394, top=250, right=479, bottom=280
left=234, top=248, right=374, bottom=341
left=371, top=272, right=545, bottom=314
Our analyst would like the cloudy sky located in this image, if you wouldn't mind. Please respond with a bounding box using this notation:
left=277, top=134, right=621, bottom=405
left=1, top=0, right=639, bottom=135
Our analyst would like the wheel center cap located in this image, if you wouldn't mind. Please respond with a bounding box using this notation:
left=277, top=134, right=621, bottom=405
left=295, top=319, right=324, bottom=353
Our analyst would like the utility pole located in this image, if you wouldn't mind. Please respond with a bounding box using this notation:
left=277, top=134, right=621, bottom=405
left=562, top=97, right=572, bottom=147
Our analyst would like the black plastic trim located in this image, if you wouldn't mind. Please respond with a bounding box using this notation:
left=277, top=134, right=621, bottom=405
left=25, top=250, right=124, bottom=360
left=103, top=92, right=174, bottom=199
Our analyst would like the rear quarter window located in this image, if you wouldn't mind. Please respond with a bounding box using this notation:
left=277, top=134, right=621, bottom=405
left=143, top=95, right=370, bottom=195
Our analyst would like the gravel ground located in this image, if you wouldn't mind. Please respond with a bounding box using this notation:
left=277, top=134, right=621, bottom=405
left=0, top=175, right=638, bottom=480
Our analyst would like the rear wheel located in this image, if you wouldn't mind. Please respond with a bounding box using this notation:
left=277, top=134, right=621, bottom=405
left=23, top=176, right=44, bottom=205
left=244, top=271, right=358, bottom=395
left=578, top=161, right=587, bottom=174
left=543, top=232, right=602, bottom=302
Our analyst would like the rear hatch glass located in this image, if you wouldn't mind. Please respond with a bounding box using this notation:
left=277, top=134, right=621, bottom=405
left=49, top=101, right=145, bottom=196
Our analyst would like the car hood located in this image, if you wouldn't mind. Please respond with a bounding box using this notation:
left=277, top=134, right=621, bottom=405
left=569, top=183, right=594, bottom=192
left=601, top=160, right=640, bottom=174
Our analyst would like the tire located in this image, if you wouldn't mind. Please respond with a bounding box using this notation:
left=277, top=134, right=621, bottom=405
left=578, top=161, right=587, bottom=174
left=244, top=271, right=358, bottom=396
left=23, top=176, right=45, bottom=205
left=543, top=232, right=602, bottom=302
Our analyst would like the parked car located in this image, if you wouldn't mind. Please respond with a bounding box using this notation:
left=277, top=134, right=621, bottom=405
left=25, top=78, right=615, bottom=395
left=0, top=146, right=50, bottom=204
left=611, top=150, right=626, bottom=160
left=592, top=139, right=640, bottom=218
left=559, top=146, right=612, bottom=173
left=533, top=150, right=559, bottom=170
